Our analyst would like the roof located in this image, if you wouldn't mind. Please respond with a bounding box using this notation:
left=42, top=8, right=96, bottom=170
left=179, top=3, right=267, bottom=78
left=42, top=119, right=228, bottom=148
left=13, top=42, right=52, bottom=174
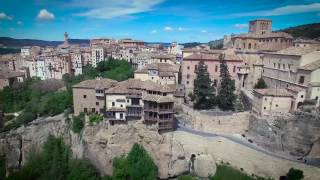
left=300, top=59, right=320, bottom=71
left=286, top=86, right=306, bottom=94
left=0, top=69, right=25, bottom=79
left=265, top=46, right=319, bottom=56
left=184, top=53, right=242, bottom=61
left=253, top=89, right=293, bottom=97
left=151, top=53, right=174, bottom=59
left=135, top=63, right=180, bottom=74
left=73, top=78, right=117, bottom=89
left=233, top=32, right=292, bottom=39
left=107, top=107, right=126, bottom=112
left=143, top=94, right=174, bottom=103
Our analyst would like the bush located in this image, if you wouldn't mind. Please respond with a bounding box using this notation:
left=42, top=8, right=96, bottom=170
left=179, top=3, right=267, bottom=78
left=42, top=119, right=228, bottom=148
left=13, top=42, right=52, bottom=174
left=254, top=78, right=267, bottom=89
left=113, top=143, right=158, bottom=180
left=72, top=113, right=85, bottom=133
left=16, top=111, right=37, bottom=125
left=89, top=114, right=103, bottom=124
left=178, top=175, right=196, bottom=180
left=286, top=168, right=304, bottom=180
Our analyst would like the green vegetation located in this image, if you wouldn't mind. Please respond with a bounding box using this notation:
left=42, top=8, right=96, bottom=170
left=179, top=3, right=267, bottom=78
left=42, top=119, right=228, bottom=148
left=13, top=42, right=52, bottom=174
left=254, top=78, right=267, bottom=89
left=191, top=60, right=216, bottom=109
left=217, top=54, right=236, bottom=111
left=0, top=155, right=5, bottom=180
left=112, top=143, right=158, bottom=180
left=210, top=164, right=271, bottom=180
left=286, top=168, right=304, bottom=180
left=89, top=113, right=104, bottom=124
left=0, top=47, right=20, bottom=55
left=182, top=42, right=201, bottom=48
left=178, top=175, right=196, bottom=180
left=72, top=113, right=85, bottom=133
left=280, top=23, right=320, bottom=39
left=0, top=78, right=72, bottom=132
left=7, top=135, right=101, bottom=180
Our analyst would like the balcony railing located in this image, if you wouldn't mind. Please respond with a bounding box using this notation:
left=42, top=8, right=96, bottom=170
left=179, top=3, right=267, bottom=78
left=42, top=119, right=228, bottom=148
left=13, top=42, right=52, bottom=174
left=144, top=115, right=158, bottom=122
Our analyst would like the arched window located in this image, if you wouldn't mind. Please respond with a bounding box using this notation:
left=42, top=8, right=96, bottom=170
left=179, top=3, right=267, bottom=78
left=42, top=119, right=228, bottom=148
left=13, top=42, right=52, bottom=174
left=248, top=43, right=252, bottom=49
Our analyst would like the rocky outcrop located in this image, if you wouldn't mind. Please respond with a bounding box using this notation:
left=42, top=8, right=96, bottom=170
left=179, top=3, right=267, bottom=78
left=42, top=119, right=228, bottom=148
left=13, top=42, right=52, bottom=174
left=194, top=154, right=216, bottom=178
left=247, top=112, right=320, bottom=159
left=0, top=114, right=193, bottom=179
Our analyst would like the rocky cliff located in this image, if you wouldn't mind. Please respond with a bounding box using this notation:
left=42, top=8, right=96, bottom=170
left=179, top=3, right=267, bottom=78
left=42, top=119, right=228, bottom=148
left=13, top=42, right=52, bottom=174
left=0, top=114, right=191, bottom=179
left=247, top=112, right=320, bottom=160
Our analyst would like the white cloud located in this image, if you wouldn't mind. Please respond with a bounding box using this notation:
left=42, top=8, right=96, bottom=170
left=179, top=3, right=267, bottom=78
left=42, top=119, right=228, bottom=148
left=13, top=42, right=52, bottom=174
left=234, top=23, right=248, bottom=29
left=201, top=30, right=207, bottom=33
left=37, top=9, right=55, bottom=21
left=164, top=26, right=173, bottom=31
left=17, top=21, right=23, bottom=25
left=75, top=0, right=164, bottom=19
left=151, top=29, right=157, bottom=33
left=0, top=12, right=13, bottom=20
left=230, top=3, right=320, bottom=17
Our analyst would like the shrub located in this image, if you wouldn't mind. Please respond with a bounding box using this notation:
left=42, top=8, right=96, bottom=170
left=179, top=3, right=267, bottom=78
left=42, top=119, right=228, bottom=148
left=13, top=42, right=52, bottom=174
left=89, top=114, right=104, bottom=124
left=254, top=78, right=267, bottom=89
left=178, top=175, right=196, bottom=180
left=72, top=113, right=85, bottom=133
left=286, top=168, right=304, bottom=180
left=16, top=111, right=37, bottom=125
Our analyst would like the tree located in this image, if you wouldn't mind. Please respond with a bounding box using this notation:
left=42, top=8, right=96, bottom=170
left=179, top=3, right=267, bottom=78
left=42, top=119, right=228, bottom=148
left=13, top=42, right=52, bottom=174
left=217, top=54, right=236, bottom=111
left=286, top=168, right=304, bottom=180
left=72, top=113, right=85, bottom=133
left=254, top=78, right=267, bottom=89
left=193, top=61, right=216, bottom=109
left=112, top=143, right=158, bottom=180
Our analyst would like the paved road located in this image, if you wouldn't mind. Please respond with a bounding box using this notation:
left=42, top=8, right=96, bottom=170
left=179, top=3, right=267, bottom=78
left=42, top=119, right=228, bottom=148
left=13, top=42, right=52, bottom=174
left=175, top=118, right=320, bottom=167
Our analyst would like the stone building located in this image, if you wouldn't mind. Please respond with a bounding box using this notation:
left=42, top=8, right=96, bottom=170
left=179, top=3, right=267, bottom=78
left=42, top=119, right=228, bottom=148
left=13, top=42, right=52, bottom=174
left=261, top=46, right=320, bottom=106
left=0, top=69, right=25, bottom=90
left=91, top=46, right=105, bottom=67
left=72, top=78, right=176, bottom=132
left=231, top=19, right=293, bottom=51
left=252, top=89, right=294, bottom=116
left=134, top=63, right=180, bottom=85
left=181, top=52, right=243, bottom=95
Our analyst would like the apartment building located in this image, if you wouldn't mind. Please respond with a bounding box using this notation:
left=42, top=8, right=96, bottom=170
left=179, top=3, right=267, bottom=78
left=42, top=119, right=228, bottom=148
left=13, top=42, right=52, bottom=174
left=262, top=46, right=320, bottom=106
left=231, top=19, right=293, bottom=51
left=134, top=63, right=180, bottom=85
left=0, top=69, right=25, bottom=90
left=71, top=52, right=83, bottom=75
left=72, top=78, right=117, bottom=115
left=91, top=46, right=105, bottom=67
left=181, top=52, right=243, bottom=95
left=72, top=78, right=176, bottom=132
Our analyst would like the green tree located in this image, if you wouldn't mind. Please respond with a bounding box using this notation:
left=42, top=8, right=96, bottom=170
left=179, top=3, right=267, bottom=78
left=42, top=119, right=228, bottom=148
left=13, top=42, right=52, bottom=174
left=112, top=143, right=158, bottom=180
left=254, top=78, right=267, bottom=89
left=286, top=168, right=304, bottom=180
left=72, top=113, right=85, bottom=133
left=193, top=61, right=216, bottom=109
left=217, top=54, right=236, bottom=111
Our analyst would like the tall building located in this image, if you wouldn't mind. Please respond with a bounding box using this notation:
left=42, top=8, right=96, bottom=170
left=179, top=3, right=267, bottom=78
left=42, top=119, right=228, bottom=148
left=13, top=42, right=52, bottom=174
left=91, top=46, right=105, bottom=67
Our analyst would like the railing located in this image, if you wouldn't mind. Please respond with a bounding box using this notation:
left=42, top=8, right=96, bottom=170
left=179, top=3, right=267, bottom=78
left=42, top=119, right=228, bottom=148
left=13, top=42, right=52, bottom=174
left=144, top=115, right=158, bottom=122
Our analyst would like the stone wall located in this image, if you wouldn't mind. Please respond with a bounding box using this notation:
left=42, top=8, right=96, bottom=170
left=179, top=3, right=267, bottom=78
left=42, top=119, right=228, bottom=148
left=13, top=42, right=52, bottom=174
left=247, top=112, right=320, bottom=160
left=179, top=104, right=250, bottom=134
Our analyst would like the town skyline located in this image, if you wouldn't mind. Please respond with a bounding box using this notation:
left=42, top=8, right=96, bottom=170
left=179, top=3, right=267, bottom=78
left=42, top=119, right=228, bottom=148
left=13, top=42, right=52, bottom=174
left=0, top=0, right=319, bottom=43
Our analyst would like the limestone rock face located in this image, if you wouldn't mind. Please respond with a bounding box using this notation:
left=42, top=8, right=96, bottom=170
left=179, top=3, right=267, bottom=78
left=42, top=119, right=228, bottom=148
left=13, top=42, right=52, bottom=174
left=247, top=112, right=320, bottom=158
left=0, top=115, right=189, bottom=179
left=194, top=154, right=216, bottom=178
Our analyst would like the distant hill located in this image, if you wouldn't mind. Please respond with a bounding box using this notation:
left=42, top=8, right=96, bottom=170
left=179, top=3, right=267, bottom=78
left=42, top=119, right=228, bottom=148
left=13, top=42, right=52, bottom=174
left=278, top=23, right=320, bottom=39
left=0, top=37, right=90, bottom=48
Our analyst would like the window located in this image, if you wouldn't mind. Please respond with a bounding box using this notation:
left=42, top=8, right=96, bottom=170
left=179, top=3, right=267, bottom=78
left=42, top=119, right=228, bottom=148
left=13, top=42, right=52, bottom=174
left=84, top=108, right=87, bottom=112
left=233, top=66, right=236, bottom=73
left=186, top=81, right=189, bottom=84
left=96, top=102, right=99, bottom=106
left=213, top=79, right=217, bottom=86
left=127, top=100, right=129, bottom=103
left=301, top=95, right=304, bottom=98
left=120, top=104, right=123, bottom=107
left=298, top=76, right=305, bottom=84
left=83, top=95, right=87, bottom=99
left=163, top=93, right=167, bottom=96
left=215, top=65, right=218, bottom=72
left=195, top=65, right=198, bottom=70
left=120, top=113, right=123, bottom=119
left=264, top=107, right=266, bottom=110
left=283, top=64, right=285, bottom=70
left=187, top=66, right=190, bottom=70
left=288, top=64, right=291, bottom=70
left=92, top=108, right=95, bottom=112
left=265, top=98, right=267, bottom=101
left=112, top=102, right=115, bottom=106
left=151, top=77, right=154, bottom=79
left=316, top=96, right=319, bottom=100
left=275, top=104, right=278, bottom=107
left=187, top=74, right=190, bottom=79
left=278, top=63, right=280, bottom=69
left=274, top=63, right=276, bottom=68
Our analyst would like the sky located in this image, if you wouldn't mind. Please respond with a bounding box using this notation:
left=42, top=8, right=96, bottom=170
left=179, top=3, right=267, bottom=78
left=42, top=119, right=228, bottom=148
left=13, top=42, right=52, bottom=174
left=0, top=0, right=319, bottom=43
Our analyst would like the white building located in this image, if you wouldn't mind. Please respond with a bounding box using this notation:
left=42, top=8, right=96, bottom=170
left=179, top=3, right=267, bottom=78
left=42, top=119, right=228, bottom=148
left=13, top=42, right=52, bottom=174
left=91, top=47, right=105, bottom=67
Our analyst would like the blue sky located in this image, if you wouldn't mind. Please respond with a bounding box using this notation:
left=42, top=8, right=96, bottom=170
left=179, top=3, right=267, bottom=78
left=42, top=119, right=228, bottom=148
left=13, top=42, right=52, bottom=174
left=0, top=0, right=319, bottom=43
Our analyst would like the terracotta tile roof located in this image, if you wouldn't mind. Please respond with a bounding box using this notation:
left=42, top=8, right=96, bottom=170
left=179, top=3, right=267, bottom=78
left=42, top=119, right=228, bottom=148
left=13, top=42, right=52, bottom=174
left=286, top=86, right=306, bottom=93
left=143, top=94, right=174, bottom=103
left=184, top=53, right=242, bottom=61
left=135, top=63, right=179, bottom=74
left=253, top=89, right=293, bottom=97
left=72, top=78, right=117, bottom=89
left=300, top=59, right=320, bottom=71
left=0, top=69, right=25, bottom=79
left=265, top=46, right=318, bottom=56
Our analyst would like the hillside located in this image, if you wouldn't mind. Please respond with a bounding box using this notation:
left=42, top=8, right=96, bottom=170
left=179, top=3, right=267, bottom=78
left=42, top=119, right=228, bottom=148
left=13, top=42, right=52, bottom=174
left=0, top=37, right=89, bottom=47
left=279, top=23, right=320, bottom=39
